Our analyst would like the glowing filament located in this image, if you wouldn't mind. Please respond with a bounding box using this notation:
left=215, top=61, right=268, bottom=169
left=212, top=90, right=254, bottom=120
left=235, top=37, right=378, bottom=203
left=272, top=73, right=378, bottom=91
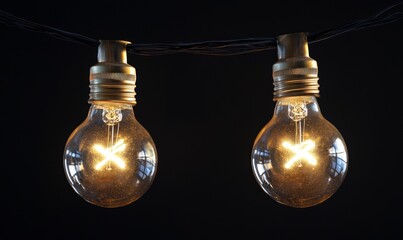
left=94, top=139, right=126, bottom=170
left=283, top=140, right=316, bottom=169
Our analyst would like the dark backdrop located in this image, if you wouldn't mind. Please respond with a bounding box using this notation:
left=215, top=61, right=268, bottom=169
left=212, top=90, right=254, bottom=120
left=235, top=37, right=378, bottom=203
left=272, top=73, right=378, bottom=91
left=1, top=1, right=402, bottom=239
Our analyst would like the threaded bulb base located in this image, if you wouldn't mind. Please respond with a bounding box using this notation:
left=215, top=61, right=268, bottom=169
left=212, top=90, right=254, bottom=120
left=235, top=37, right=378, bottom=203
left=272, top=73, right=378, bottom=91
left=89, top=40, right=137, bottom=105
left=272, top=32, right=319, bottom=100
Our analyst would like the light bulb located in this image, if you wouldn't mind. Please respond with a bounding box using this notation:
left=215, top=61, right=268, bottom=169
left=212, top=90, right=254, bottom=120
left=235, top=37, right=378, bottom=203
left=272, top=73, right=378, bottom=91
left=63, top=40, right=157, bottom=208
left=251, top=33, right=348, bottom=208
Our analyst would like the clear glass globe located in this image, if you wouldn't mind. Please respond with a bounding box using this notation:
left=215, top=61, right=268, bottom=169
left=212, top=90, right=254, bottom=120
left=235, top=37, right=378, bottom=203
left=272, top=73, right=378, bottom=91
left=63, top=103, right=157, bottom=208
left=251, top=96, right=348, bottom=208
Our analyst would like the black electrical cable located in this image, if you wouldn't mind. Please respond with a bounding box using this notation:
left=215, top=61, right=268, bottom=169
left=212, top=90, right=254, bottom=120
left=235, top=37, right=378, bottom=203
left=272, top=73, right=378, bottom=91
left=0, top=8, right=99, bottom=48
left=308, top=1, right=403, bottom=43
left=0, top=1, right=402, bottom=56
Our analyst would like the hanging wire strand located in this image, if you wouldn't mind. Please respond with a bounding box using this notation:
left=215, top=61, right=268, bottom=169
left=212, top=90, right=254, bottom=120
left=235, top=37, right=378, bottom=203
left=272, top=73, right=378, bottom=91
left=308, top=1, right=403, bottom=43
left=0, top=1, right=402, bottom=56
left=0, top=9, right=99, bottom=48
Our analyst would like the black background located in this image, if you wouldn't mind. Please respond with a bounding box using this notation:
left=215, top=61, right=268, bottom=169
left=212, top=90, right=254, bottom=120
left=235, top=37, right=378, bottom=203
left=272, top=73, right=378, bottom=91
left=1, top=1, right=402, bottom=239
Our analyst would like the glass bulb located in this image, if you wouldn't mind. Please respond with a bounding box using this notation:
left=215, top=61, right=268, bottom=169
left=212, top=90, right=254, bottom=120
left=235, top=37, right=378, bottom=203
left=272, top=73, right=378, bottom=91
left=63, top=103, right=157, bottom=208
left=251, top=96, right=348, bottom=208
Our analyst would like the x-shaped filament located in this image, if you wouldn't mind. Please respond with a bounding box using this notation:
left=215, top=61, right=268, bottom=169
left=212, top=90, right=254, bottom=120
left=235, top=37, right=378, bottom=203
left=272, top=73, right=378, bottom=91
left=283, top=140, right=316, bottom=169
left=94, top=139, right=126, bottom=170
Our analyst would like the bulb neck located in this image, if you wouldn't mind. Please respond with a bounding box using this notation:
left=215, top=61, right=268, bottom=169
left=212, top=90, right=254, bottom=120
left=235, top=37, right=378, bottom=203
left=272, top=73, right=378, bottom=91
left=87, top=103, right=134, bottom=122
left=274, top=96, right=321, bottom=118
left=272, top=32, right=319, bottom=100
left=90, top=102, right=133, bottom=109
left=89, top=40, right=137, bottom=105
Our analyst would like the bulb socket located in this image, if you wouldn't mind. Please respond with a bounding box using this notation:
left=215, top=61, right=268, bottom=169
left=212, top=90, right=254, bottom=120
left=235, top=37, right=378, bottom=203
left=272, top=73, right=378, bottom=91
left=89, top=40, right=137, bottom=105
left=272, top=32, right=319, bottom=100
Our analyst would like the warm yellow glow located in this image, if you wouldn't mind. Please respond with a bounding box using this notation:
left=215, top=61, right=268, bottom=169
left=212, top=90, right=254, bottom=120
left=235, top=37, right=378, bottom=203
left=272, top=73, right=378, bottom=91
left=283, top=140, right=316, bottom=169
left=94, top=139, right=126, bottom=170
